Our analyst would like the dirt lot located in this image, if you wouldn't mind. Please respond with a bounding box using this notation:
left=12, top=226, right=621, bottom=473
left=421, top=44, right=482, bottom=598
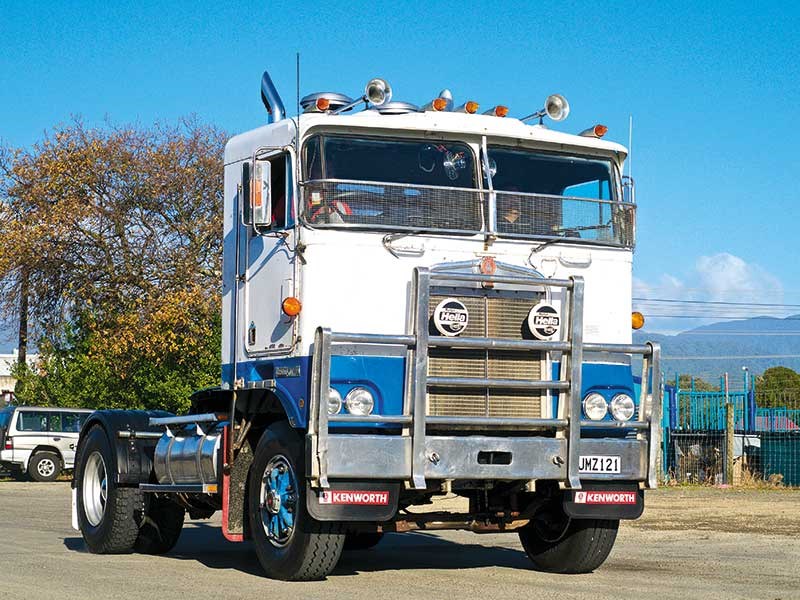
left=0, top=482, right=797, bottom=600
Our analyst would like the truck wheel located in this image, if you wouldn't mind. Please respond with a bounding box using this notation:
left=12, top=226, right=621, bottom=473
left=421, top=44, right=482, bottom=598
left=518, top=510, right=619, bottom=574
left=135, top=496, right=185, bottom=554
left=344, top=531, right=384, bottom=551
left=29, top=451, right=61, bottom=482
left=248, top=421, right=345, bottom=581
left=75, top=425, right=142, bottom=553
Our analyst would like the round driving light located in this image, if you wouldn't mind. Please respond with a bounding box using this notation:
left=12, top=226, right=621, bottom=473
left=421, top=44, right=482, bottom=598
left=345, top=387, right=374, bottom=416
left=610, top=394, right=636, bottom=422
left=582, top=393, right=608, bottom=421
left=327, top=388, right=342, bottom=415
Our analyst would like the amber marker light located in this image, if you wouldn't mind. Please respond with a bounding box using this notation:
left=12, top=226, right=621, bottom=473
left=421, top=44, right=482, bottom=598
left=465, top=101, right=479, bottom=114
left=282, top=297, right=302, bottom=317
left=631, top=311, right=645, bottom=330
left=432, top=97, right=448, bottom=111
left=593, top=124, right=608, bottom=137
left=316, top=97, right=331, bottom=111
left=483, top=105, right=509, bottom=117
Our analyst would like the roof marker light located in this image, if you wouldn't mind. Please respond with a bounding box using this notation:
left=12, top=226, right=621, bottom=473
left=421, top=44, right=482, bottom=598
left=580, top=124, right=609, bottom=138
left=315, top=97, right=331, bottom=111
left=432, top=97, right=448, bottom=111
left=455, top=101, right=479, bottom=114
left=483, top=105, right=509, bottom=118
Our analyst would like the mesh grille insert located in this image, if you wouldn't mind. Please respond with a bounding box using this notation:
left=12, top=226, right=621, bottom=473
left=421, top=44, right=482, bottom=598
left=428, top=293, right=545, bottom=419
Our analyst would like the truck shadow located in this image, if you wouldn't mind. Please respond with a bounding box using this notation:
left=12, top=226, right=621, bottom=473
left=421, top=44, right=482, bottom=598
left=64, top=522, right=532, bottom=578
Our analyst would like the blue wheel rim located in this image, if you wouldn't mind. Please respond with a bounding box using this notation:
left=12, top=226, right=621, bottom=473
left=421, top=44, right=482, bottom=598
left=259, top=454, right=297, bottom=547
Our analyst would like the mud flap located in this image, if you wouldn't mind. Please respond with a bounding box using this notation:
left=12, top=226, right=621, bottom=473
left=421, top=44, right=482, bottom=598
left=222, top=428, right=253, bottom=541
left=306, top=480, right=400, bottom=522
left=563, top=482, right=644, bottom=520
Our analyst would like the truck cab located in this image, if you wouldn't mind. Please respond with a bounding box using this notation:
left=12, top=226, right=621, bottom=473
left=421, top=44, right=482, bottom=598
left=72, top=72, right=660, bottom=581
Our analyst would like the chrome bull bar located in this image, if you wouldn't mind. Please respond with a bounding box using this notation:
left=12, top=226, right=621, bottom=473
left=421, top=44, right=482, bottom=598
left=308, top=267, right=662, bottom=490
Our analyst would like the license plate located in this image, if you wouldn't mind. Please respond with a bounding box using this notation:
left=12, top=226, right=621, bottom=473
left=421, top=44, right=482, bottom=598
left=578, top=455, right=621, bottom=474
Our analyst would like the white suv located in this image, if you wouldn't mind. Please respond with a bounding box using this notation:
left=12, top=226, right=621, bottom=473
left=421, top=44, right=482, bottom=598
left=0, top=406, right=93, bottom=481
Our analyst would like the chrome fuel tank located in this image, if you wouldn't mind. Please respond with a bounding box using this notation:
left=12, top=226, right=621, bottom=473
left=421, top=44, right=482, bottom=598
left=154, top=426, right=222, bottom=485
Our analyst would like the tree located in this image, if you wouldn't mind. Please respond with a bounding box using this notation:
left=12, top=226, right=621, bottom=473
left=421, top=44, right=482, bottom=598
left=756, top=366, right=800, bottom=409
left=666, top=374, right=718, bottom=392
left=0, top=118, right=225, bottom=413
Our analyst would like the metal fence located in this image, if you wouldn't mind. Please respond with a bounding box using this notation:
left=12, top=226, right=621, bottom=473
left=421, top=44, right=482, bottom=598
left=661, top=379, right=800, bottom=487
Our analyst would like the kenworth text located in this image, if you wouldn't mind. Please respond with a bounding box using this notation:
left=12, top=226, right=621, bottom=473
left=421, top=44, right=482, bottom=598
left=71, top=71, right=661, bottom=581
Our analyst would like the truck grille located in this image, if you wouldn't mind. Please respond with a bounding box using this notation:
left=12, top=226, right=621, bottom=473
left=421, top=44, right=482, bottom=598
left=428, top=292, right=546, bottom=419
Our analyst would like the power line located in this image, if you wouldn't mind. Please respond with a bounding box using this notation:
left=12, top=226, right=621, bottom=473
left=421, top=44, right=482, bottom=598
left=641, top=314, right=800, bottom=320
left=663, top=354, right=800, bottom=360
left=634, top=298, right=800, bottom=308
left=677, top=331, right=800, bottom=336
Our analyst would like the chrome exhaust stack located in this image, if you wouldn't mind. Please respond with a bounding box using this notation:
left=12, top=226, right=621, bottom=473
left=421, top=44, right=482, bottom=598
left=260, top=70, right=286, bottom=123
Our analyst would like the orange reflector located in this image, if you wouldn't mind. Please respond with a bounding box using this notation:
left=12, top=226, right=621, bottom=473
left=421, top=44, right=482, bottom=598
left=495, top=105, right=509, bottom=117
left=594, top=124, right=608, bottom=137
left=465, top=101, right=479, bottom=114
left=316, top=97, right=331, bottom=111
left=432, top=97, right=448, bottom=111
left=282, top=297, right=302, bottom=317
left=631, top=312, right=645, bottom=330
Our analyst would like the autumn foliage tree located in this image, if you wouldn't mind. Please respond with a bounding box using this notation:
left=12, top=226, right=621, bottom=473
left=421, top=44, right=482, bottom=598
left=0, top=118, right=225, bottom=413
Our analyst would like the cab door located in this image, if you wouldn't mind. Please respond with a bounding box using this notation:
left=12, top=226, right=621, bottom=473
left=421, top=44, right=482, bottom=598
left=238, top=148, right=298, bottom=357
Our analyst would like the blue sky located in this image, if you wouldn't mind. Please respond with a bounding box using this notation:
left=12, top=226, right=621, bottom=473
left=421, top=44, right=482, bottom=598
left=1, top=1, right=799, bottom=338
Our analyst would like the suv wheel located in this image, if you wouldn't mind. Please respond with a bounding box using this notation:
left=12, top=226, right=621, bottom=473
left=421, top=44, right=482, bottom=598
left=29, top=451, right=61, bottom=482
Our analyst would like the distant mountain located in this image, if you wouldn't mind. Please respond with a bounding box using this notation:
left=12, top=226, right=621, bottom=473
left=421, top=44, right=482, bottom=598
left=633, top=315, right=800, bottom=383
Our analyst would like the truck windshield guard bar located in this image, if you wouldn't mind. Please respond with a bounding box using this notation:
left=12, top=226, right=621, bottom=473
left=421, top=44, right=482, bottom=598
left=307, top=267, right=661, bottom=491
left=300, top=179, right=635, bottom=247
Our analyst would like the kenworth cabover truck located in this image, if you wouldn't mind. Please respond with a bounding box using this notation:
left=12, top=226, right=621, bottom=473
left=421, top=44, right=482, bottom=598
left=71, top=70, right=661, bottom=581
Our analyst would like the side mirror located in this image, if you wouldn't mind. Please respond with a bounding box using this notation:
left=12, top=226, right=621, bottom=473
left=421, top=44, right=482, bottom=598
left=621, top=175, right=636, bottom=204
left=252, top=159, right=272, bottom=227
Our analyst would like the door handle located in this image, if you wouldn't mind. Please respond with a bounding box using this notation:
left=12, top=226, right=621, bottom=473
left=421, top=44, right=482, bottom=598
left=52, top=437, right=61, bottom=441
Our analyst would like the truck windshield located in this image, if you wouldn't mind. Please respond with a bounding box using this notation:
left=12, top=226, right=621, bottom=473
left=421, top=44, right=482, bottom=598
left=488, top=147, right=632, bottom=245
left=303, top=135, right=481, bottom=232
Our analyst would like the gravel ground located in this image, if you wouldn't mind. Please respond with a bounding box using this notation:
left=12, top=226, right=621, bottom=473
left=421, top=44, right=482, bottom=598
left=0, top=482, right=797, bottom=600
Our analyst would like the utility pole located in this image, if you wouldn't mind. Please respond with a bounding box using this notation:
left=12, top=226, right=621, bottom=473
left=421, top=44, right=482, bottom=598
left=724, top=372, right=734, bottom=485
left=17, top=268, right=28, bottom=367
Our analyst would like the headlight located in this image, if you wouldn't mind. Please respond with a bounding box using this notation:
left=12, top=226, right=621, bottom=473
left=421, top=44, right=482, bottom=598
left=327, top=388, right=343, bottom=415
left=610, top=394, right=635, bottom=422
left=582, top=393, right=608, bottom=421
left=345, top=387, right=374, bottom=416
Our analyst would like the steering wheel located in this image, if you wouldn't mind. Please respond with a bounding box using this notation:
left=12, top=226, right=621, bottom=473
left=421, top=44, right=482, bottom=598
left=309, top=194, right=354, bottom=223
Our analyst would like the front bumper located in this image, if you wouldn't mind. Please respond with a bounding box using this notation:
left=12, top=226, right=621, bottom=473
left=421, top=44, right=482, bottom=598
left=321, top=434, right=647, bottom=481
left=307, top=266, right=661, bottom=490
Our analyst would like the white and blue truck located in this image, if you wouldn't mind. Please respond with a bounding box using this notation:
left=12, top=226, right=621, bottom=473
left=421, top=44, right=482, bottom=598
left=71, top=70, right=661, bottom=580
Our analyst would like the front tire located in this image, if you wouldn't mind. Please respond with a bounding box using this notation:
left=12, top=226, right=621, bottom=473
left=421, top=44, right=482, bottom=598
left=248, top=422, right=345, bottom=581
left=75, top=425, right=143, bottom=553
left=519, top=510, right=619, bottom=574
left=29, top=451, right=61, bottom=482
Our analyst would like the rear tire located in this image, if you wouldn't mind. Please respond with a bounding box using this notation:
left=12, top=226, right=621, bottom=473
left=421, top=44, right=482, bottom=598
left=135, top=496, right=185, bottom=554
left=75, top=425, right=143, bottom=553
left=248, top=421, right=345, bottom=581
left=29, top=451, right=61, bottom=482
left=344, top=531, right=384, bottom=551
left=519, top=513, right=619, bottom=574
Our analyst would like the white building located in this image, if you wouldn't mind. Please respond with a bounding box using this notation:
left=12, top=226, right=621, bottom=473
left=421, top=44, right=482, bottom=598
left=0, top=350, right=39, bottom=404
